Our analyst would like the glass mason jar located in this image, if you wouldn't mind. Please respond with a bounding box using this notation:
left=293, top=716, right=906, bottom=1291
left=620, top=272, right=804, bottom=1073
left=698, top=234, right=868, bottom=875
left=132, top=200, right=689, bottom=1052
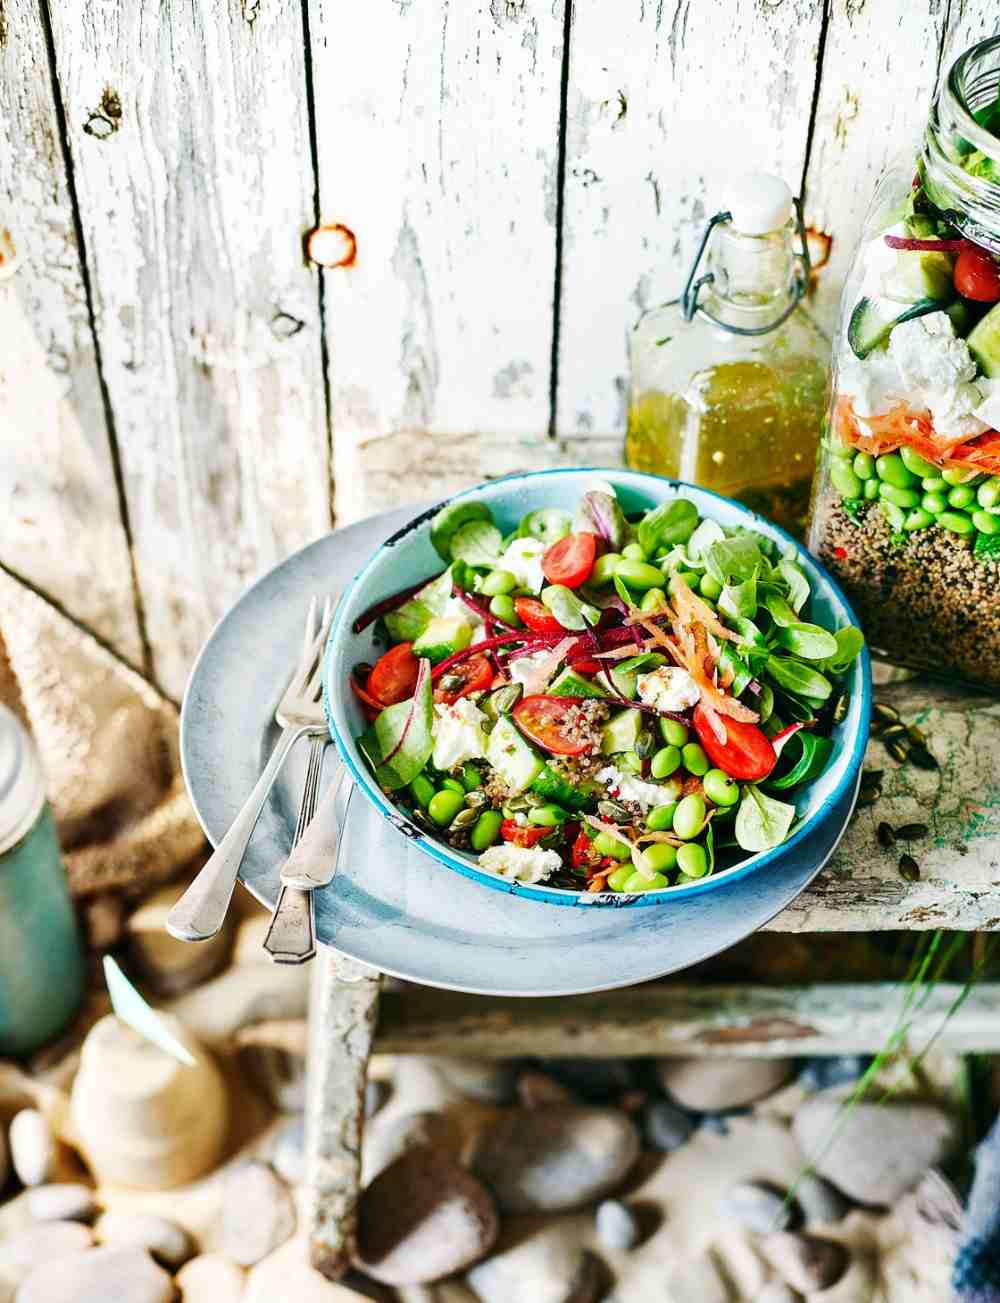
left=809, top=36, right=1000, bottom=689
left=627, top=173, right=830, bottom=537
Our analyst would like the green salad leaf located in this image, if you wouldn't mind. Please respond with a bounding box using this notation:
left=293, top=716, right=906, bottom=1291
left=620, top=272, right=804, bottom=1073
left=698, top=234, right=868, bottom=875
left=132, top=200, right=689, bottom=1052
left=638, top=498, right=699, bottom=556
left=704, top=533, right=762, bottom=585
left=719, top=571, right=759, bottom=620
left=766, top=655, right=833, bottom=702
left=774, top=623, right=838, bottom=661
left=430, top=501, right=493, bottom=562
left=542, top=584, right=600, bottom=631
left=384, top=599, right=433, bottom=643
left=685, top=517, right=726, bottom=561
left=451, top=520, right=503, bottom=567
left=766, top=732, right=834, bottom=791
left=763, top=591, right=799, bottom=628
left=778, top=558, right=810, bottom=612
left=366, top=659, right=434, bottom=789
left=819, top=625, right=865, bottom=674
left=975, top=531, right=1000, bottom=560
left=735, top=785, right=797, bottom=852
left=616, top=652, right=668, bottom=674
left=575, top=492, right=628, bottom=550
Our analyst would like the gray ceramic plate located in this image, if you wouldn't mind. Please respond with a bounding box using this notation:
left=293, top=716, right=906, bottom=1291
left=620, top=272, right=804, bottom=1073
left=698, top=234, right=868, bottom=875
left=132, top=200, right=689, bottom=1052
left=181, top=505, right=859, bottom=996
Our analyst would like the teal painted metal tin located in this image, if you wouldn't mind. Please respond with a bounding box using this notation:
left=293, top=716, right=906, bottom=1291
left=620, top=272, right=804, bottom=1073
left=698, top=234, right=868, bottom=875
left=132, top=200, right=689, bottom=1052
left=0, top=706, right=84, bottom=1055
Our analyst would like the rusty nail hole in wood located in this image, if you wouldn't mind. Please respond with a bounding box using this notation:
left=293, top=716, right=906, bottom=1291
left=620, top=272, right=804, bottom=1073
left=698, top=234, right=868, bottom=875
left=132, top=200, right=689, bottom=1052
left=306, top=224, right=357, bottom=269
left=805, top=227, right=832, bottom=274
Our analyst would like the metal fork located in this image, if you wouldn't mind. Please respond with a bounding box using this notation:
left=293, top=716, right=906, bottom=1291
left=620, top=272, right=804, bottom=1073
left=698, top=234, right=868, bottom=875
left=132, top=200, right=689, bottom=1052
left=167, top=596, right=334, bottom=943
left=261, top=733, right=326, bottom=964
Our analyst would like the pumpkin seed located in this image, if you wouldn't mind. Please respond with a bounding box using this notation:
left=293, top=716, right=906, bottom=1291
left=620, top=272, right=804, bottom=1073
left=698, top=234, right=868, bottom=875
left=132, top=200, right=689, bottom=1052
left=486, top=683, right=523, bottom=718
left=503, top=794, right=534, bottom=813
left=450, top=807, right=479, bottom=830
left=412, top=809, right=434, bottom=830
left=887, top=739, right=910, bottom=763
left=857, top=788, right=881, bottom=808
left=635, top=728, right=657, bottom=759
left=832, top=693, right=848, bottom=724
left=598, top=799, right=630, bottom=822
left=873, top=702, right=901, bottom=724
left=861, top=768, right=884, bottom=789
left=880, top=723, right=908, bottom=742
left=907, top=723, right=928, bottom=746
left=464, top=789, right=488, bottom=809
left=439, top=673, right=465, bottom=693
left=909, top=746, right=939, bottom=771
left=898, top=853, right=920, bottom=882
left=895, top=822, right=928, bottom=840
left=876, top=821, right=895, bottom=849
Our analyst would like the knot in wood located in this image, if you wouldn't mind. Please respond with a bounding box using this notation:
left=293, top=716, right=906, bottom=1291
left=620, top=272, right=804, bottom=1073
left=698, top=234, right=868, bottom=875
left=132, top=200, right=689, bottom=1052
left=307, top=224, right=357, bottom=269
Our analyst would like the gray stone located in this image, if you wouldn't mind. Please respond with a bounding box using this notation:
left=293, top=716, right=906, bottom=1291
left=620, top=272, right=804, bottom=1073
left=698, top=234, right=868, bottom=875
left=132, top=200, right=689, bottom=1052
left=760, top=1232, right=849, bottom=1294
left=96, top=1210, right=193, bottom=1268
left=25, top=1185, right=98, bottom=1224
left=517, top=1072, right=576, bottom=1109
left=356, top=1148, right=498, bottom=1286
left=798, top=1055, right=871, bottom=1092
left=272, top=1116, right=306, bottom=1186
left=221, top=1160, right=296, bottom=1266
left=792, top=1090, right=960, bottom=1206
left=17, top=1245, right=174, bottom=1303
left=755, top=1285, right=803, bottom=1303
left=433, top=1058, right=517, bottom=1103
left=538, top=1058, right=635, bottom=1101
left=644, top=1100, right=696, bottom=1152
left=656, top=1058, right=794, bottom=1111
left=176, top=1254, right=246, bottom=1303
left=9, top=1110, right=56, bottom=1187
left=0, top=1116, right=7, bottom=1187
left=362, top=1110, right=463, bottom=1185
left=466, top=1223, right=601, bottom=1303
left=794, top=1173, right=851, bottom=1226
left=595, top=1199, right=640, bottom=1251
left=243, top=1046, right=306, bottom=1112
left=0, top=1221, right=92, bottom=1284
left=365, top=1079, right=390, bottom=1119
left=468, top=1107, right=640, bottom=1214
left=719, top=1181, right=793, bottom=1233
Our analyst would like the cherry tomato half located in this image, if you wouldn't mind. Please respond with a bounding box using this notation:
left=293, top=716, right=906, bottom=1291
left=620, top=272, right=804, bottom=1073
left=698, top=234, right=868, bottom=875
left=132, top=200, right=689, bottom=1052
left=692, top=702, right=776, bottom=781
left=514, top=597, right=566, bottom=634
left=433, top=652, right=493, bottom=705
left=513, top=694, right=591, bottom=756
left=569, top=656, right=603, bottom=675
left=955, top=247, right=1000, bottom=303
left=542, top=531, right=598, bottom=588
left=500, top=820, right=552, bottom=848
left=366, top=642, right=420, bottom=706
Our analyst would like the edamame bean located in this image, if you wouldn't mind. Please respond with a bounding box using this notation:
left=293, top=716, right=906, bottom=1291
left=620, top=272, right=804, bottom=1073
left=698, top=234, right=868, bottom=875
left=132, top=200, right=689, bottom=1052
left=863, top=479, right=880, bottom=500
left=489, top=594, right=521, bottom=626
left=677, top=570, right=701, bottom=589
left=646, top=802, right=679, bottom=832
left=939, top=510, right=976, bottom=535
left=622, top=541, right=648, bottom=562
left=948, top=484, right=976, bottom=510
left=879, top=499, right=906, bottom=532
left=641, top=842, right=678, bottom=873
left=481, top=569, right=516, bottom=596
left=461, top=764, right=482, bottom=791
left=922, top=492, right=947, bottom=515
left=681, top=742, right=709, bottom=776
left=593, top=832, right=632, bottom=861
left=903, top=508, right=934, bottom=532
left=699, top=574, right=723, bottom=600
left=899, top=446, right=939, bottom=478
left=978, top=477, right=1000, bottom=510
left=830, top=461, right=862, bottom=499
left=703, top=768, right=739, bottom=807
left=592, top=552, right=623, bottom=585
left=622, top=870, right=669, bottom=893
left=879, top=483, right=921, bottom=510
left=659, top=718, right=688, bottom=747
left=528, top=803, right=568, bottom=826
left=440, top=777, right=465, bottom=795
left=830, top=441, right=855, bottom=461
left=673, top=793, right=706, bottom=840
left=428, top=788, right=466, bottom=826
left=650, top=745, right=681, bottom=779
left=922, top=476, right=948, bottom=493
left=615, top=558, right=668, bottom=590
left=973, top=510, right=1000, bottom=535
left=410, top=773, right=436, bottom=810
left=470, top=810, right=503, bottom=851
left=640, top=587, right=667, bottom=613
left=853, top=452, right=875, bottom=480
left=607, top=865, right=634, bottom=891
left=676, top=842, right=709, bottom=878
left=875, top=453, right=918, bottom=489
left=942, top=467, right=982, bottom=486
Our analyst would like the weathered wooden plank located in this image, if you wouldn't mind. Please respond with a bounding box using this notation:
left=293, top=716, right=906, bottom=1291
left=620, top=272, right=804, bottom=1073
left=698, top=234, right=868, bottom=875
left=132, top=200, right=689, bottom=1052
left=306, top=0, right=565, bottom=510
left=306, top=952, right=380, bottom=1281
left=802, top=0, right=953, bottom=333
left=375, top=982, right=1000, bottom=1057
left=940, top=0, right=1000, bottom=71
left=0, top=0, right=142, bottom=667
left=47, top=1, right=330, bottom=698
left=556, top=0, right=825, bottom=436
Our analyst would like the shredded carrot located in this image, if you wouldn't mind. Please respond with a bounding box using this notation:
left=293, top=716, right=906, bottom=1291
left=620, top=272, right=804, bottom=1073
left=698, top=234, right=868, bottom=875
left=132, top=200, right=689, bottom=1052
left=670, top=575, right=738, bottom=643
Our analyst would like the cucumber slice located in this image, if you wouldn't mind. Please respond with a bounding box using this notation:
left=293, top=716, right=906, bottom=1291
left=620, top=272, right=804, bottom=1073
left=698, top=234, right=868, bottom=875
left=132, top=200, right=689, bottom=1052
left=430, top=501, right=493, bottom=562
left=530, top=763, right=594, bottom=811
left=412, top=615, right=473, bottom=665
left=600, top=708, right=642, bottom=756
left=384, top=598, right=434, bottom=643
left=596, top=667, right=637, bottom=700
left=516, top=508, right=572, bottom=544
left=968, top=301, right=1000, bottom=378
left=881, top=250, right=955, bottom=303
left=847, top=296, right=943, bottom=360
left=486, top=716, right=544, bottom=794
left=548, top=667, right=607, bottom=699
left=450, top=521, right=503, bottom=567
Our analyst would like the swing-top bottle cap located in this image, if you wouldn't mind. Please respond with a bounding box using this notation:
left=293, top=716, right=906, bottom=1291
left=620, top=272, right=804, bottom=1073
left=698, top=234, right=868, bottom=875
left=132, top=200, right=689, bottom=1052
left=0, top=706, right=46, bottom=856
left=726, top=173, right=793, bottom=236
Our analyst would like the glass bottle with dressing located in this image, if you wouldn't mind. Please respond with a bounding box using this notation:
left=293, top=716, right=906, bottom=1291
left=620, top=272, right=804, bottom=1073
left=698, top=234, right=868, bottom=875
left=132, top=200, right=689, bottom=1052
left=626, top=173, right=829, bottom=536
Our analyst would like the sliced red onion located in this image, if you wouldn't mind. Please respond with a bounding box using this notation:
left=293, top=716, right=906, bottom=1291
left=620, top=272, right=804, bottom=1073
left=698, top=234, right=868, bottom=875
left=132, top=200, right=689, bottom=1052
left=883, top=234, right=972, bottom=253
left=352, top=577, right=436, bottom=633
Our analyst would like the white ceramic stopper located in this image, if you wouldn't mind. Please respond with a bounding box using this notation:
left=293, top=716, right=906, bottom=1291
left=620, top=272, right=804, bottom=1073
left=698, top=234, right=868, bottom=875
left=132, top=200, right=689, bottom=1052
left=726, top=173, right=794, bottom=236
left=0, top=706, right=45, bottom=855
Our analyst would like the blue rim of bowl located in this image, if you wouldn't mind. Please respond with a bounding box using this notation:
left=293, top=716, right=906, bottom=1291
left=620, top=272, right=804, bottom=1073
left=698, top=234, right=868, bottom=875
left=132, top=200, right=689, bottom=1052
left=323, top=468, right=873, bottom=907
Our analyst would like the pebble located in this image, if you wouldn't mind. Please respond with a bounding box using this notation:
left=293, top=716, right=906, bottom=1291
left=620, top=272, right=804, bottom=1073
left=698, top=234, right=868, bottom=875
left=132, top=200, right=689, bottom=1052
left=82, top=894, right=126, bottom=952
left=221, top=1160, right=297, bottom=1266
left=656, top=1058, right=794, bottom=1111
left=468, top=1107, right=640, bottom=1214
left=356, top=1148, right=498, bottom=1286
left=794, top=1173, right=851, bottom=1226
left=798, top=1055, right=871, bottom=1092
left=245, top=1236, right=375, bottom=1302
left=26, top=1185, right=98, bottom=1224
left=176, top=1254, right=246, bottom=1303
left=644, top=1100, right=696, bottom=1152
left=126, top=884, right=233, bottom=995
left=0, top=1222, right=92, bottom=1283
left=595, top=1199, right=640, bottom=1251
left=362, top=1110, right=463, bottom=1185
left=792, top=1090, right=960, bottom=1205
left=466, top=1223, right=602, bottom=1303
left=760, top=1232, right=849, bottom=1294
left=537, top=1058, right=635, bottom=1101
left=272, top=1116, right=306, bottom=1186
left=17, top=1245, right=174, bottom=1303
left=96, top=1210, right=193, bottom=1268
left=432, top=1058, right=517, bottom=1103
left=9, top=1109, right=56, bottom=1187
left=719, top=1181, right=794, bottom=1233
left=243, top=1046, right=306, bottom=1112
left=0, top=1120, right=7, bottom=1188
left=755, top=1285, right=803, bottom=1303
left=517, top=1072, right=576, bottom=1109
left=365, top=1079, right=390, bottom=1118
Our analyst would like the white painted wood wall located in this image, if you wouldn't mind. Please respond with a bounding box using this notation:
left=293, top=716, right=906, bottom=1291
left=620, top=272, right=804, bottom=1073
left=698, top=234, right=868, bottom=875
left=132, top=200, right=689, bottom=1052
left=2, top=0, right=998, bottom=700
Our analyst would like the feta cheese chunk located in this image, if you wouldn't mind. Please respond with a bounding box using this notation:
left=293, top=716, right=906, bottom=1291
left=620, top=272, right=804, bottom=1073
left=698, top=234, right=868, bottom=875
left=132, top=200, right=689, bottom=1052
left=888, top=313, right=988, bottom=441
left=837, top=349, right=903, bottom=420
left=637, top=666, right=701, bottom=712
left=431, top=697, right=488, bottom=771
left=443, top=594, right=486, bottom=643
left=974, top=377, right=1000, bottom=431
left=478, top=844, right=562, bottom=884
left=510, top=647, right=557, bottom=691
left=596, top=765, right=680, bottom=812
left=498, top=538, right=546, bottom=595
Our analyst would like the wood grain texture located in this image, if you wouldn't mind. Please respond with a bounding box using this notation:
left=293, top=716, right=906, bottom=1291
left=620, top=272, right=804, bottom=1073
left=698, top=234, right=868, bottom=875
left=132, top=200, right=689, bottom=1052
left=939, top=0, right=1000, bottom=72
left=46, top=0, right=330, bottom=697
left=556, top=0, right=824, bottom=436
left=0, top=0, right=142, bottom=667
left=306, top=0, right=565, bottom=511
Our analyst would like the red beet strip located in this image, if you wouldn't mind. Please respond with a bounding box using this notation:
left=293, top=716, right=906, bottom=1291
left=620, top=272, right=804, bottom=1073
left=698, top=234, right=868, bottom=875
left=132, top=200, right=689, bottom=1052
left=430, top=633, right=557, bottom=681
left=883, top=233, right=973, bottom=253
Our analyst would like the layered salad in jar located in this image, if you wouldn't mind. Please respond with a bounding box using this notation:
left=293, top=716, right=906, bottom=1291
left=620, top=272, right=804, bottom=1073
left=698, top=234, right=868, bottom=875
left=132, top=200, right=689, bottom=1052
left=811, top=91, right=1000, bottom=687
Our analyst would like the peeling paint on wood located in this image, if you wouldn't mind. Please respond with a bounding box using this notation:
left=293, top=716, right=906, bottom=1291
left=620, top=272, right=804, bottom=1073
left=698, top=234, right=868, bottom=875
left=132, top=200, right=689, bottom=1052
left=46, top=0, right=330, bottom=696
left=557, top=0, right=824, bottom=435
left=0, top=0, right=142, bottom=668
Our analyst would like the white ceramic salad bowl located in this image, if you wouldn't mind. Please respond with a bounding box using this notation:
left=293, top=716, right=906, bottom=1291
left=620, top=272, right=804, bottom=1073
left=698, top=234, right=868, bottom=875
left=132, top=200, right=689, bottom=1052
left=323, top=469, right=872, bottom=907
